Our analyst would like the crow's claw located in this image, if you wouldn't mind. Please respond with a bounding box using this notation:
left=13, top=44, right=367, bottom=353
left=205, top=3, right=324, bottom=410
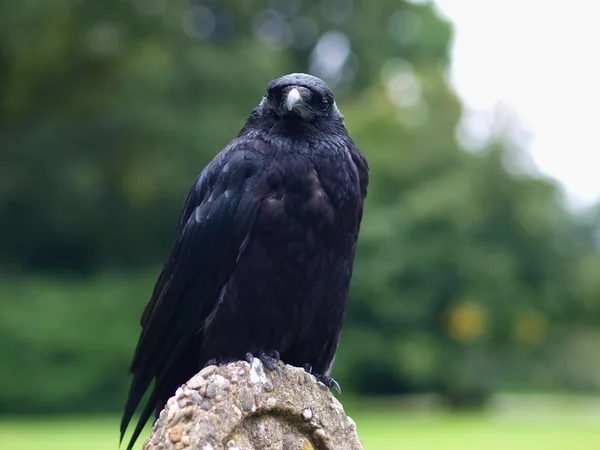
left=246, top=350, right=283, bottom=378
left=267, top=349, right=281, bottom=362
left=315, top=374, right=342, bottom=395
left=205, top=358, right=218, bottom=366
left=259, top=351, right=283, bottom=378
left=304, top=363, right=313, bottom=374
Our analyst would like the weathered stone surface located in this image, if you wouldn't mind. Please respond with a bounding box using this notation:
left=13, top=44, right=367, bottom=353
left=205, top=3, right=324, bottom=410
left=143, top=360, right=362, bottom=450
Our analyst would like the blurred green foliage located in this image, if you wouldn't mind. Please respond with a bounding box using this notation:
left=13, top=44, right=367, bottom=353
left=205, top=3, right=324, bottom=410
left=0, top=0, right=599, bottom=414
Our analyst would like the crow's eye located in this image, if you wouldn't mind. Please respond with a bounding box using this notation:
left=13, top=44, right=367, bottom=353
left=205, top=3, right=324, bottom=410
left=318, top=98, right=331, bottom=112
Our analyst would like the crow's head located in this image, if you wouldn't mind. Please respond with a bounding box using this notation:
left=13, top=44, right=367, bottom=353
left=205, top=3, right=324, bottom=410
left=255, top=73, right=344, bottom=127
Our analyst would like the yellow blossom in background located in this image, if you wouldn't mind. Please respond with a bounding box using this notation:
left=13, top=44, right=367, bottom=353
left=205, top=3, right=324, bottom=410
left=446, top=301, right=486, bottom=342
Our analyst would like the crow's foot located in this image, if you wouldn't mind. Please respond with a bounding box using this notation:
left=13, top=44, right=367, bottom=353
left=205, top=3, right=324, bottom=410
left=246, top=350, right=282, bottom=378
left=259, top=350, right=283, bottom=378
left=302, top=364, right=342, bottom=395
left=315, top=374, right=342, bottom=396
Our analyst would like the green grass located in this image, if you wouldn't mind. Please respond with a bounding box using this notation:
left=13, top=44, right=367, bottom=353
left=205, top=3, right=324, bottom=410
left=356, top=412, right=600, bottom=449
left=2, top=410, right=600, bottom=450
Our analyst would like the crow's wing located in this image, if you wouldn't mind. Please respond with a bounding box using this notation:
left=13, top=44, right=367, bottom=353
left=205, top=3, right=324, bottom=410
left=120, top=149, right=264, bottom=450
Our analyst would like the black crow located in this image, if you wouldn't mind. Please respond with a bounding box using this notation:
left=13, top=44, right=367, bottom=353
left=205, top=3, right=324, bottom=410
left=120, top=73, right=368, bottom=449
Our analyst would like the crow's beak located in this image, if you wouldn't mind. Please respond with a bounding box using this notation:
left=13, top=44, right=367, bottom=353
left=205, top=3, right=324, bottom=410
left=284, top=88, right=312, bottom=120
left=286, top=88, right=302, bottom=111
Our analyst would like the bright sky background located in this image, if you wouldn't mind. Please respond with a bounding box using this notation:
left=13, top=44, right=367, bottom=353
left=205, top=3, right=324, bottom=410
left=433, top=0, right=600, bottom=208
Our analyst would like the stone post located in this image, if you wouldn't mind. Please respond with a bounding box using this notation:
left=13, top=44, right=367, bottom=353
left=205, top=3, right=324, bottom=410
left=142, top=360, right=362, bottom=450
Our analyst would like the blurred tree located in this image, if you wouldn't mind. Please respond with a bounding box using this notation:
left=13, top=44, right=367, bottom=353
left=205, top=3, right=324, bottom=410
left=337, top=96, right=594, bottom=402
left=0, top=0, right=452, bottom=273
